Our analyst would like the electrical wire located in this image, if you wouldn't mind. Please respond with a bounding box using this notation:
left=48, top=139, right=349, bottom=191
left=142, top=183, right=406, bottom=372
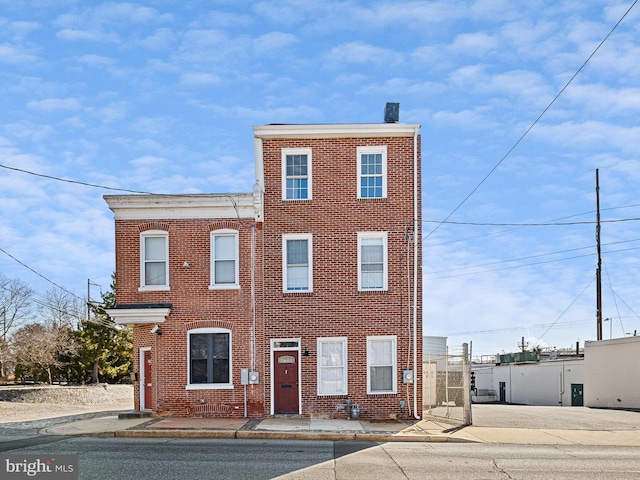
left=427, top=238, right=640, bottom=276
left=423, top=0, right=638, bottom=241
left=424, top=217, right=640, bottom=227
left=0, top=163, right=153, bottom=194
left=539, top=276, right=596, bottom=341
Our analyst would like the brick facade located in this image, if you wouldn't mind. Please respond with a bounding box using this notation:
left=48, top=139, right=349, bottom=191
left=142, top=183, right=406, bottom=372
left=106, top=121, right=422, bottom=420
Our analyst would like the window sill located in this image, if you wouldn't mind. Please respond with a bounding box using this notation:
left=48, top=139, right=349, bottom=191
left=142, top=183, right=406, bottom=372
left=138, top=285, right=170, bottom=292
left=367, top=391, right=398, bottom=396
left=358, top=289, right=388, bottom=293
left=317, top=392, right=348, bottom=397
left=209, top=284, right=241, bottom=291
left=185, top=384, right=234, bottom=390
left=282, top=291, right=313, bottom=296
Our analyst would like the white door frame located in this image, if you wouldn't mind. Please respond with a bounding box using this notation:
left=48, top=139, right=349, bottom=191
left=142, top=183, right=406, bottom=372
left=270, top=338, right=301, bottom=415
left=140, top=347, right=152, bottom=411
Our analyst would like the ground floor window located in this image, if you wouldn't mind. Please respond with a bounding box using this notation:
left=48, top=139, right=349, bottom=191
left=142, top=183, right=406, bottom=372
left=367, top=336, right=397, bottom=394
left=317, top=337, right=347, bottom=395
left=187, top=328, right=231, bottom=388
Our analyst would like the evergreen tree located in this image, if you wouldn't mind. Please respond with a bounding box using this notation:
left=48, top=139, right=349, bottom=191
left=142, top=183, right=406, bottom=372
left=73, top=274, right=132, bottom=384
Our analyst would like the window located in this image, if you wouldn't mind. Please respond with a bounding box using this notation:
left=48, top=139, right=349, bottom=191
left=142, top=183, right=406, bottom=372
left=282, top=234, right=312, bottom=292
left=317, top=337, right=347, bottom=395
left=187, top=328, right=232, bottom=389
left=357, top=146, right=387, bottom=199
left=140, top=231, right=169, bottom=290
left=282, top=148, right=312, bottom=200
left=210, top=229, right=239, bottom=289
left=367, top=336, right=397, bottom=394
left=358, top=232, right=388, bottom=291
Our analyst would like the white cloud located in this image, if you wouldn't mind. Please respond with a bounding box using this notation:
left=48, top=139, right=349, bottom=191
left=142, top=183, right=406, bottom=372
left=26, top=97, right=82, bottom=112
left=0, top=43, right=39, bottom=64
left=56, top=29, right=119, bottom=43
left=253, top=31, right=297, bottom=55
left=449, top=32, right=499, bottom=56
left=327, top=41, right=400, bottom=67
left=565, top=83, right=640, bottom=113
left=130, top=155, right=170, bottom=169
left=180, top=72, right=221, bottom=87
left=139, top=28, right=176, bottom=50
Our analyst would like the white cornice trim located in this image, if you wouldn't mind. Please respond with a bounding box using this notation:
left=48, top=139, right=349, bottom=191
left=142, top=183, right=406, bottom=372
left=253, top=123, right=421, bottom=139
left=106, top=307, right=171, bottom=325
left=104, top=193, right=257, bottom=221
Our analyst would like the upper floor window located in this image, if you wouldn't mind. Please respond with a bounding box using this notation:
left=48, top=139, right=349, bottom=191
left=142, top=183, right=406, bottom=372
left=210, top=229, right=239, bottom=289
left=317, top=337, right=347, bottom=395
left=367, top=336, right=397, bottom=394
left=187, top=328, right=232, bottom=389
left=357, top=146, right=387, bottom=199
left=140, top=230, right=169, bottom=291
left=282, top=233, right=312, bottom=292
left=357, top=232, right=388, bottom=291
left=282, top=148, right=312, bottom=200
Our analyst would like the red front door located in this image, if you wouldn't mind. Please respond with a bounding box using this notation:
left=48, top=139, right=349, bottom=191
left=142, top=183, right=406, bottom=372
left=142, top=350, right=152, bottom=411
left=274, top=350, right=299, bottom=414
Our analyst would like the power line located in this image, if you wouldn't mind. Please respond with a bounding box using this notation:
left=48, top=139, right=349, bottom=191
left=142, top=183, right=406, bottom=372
left=0, top=163, right=152, bottom=195
left=423, top=0, right=638, bottom=241
left=423, top=217, right=640, bottom=227
left=0, top=246, right=81, bottom=301
left=426, top=244, right=640, bottom=280
left=427, top=238, right=640, bottom=276
left=539, top=276, right=596, bottom=341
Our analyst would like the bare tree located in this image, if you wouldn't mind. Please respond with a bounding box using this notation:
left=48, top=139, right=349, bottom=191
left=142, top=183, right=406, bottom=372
left=12, top=323, right=77, bottom=384
left=38, top=286, right=85, bottom=328
left=0, top=337, right=12, bottom=379
left=0, top=274, right=34, bottom=340
left=11, top=287, right=84, bottom=383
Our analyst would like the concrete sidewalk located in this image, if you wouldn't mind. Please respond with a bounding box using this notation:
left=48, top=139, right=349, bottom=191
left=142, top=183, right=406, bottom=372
left=42, top=408, right=640, bottom=446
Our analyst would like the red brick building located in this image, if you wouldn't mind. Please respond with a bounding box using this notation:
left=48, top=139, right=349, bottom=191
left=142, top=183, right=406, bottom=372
left=106, top=116, right=422, bottom=419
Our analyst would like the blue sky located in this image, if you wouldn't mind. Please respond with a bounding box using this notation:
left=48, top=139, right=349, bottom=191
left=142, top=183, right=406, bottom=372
left=1, top=1, right=639, bottom=357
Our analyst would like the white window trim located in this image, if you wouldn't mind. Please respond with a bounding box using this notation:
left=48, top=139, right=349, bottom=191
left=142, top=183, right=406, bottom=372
left=357, top=145, right=387, bottom=199
left=367, top=335, right=397, bottom=395
left=186, top=327, right=233, bottom=390
left=282, top=233, right=313, bottom=293
left=357, top=232, right=388, bottom=291
left=209, top=229, right=240, bottom=290
left=139, top=230, right=170, bottom=292
left=282, top=147, right=312, bottom=201
left=317, top=337, right=348, bottom=396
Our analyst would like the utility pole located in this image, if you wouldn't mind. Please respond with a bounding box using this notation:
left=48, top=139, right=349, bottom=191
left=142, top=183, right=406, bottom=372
left=596, top=169, right=603, bottom=341
left=518, top=336, right=528, bottom=352
left=462, top=342, right=472, bottom=426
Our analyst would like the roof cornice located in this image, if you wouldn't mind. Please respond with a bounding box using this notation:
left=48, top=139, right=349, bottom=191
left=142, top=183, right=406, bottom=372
left=253, top=123, right=421, bottom=139
left=103, top=193, right=256, bottom=221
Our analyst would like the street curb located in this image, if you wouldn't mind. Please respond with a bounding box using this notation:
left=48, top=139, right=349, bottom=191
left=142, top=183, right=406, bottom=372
left=111, top=429, right=478, bottom=443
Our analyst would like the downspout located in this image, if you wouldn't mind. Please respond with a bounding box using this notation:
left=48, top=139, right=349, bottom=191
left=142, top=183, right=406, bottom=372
left=559, top=363, right=565, bottom=406
left=412, top=126, right=420, bottom=419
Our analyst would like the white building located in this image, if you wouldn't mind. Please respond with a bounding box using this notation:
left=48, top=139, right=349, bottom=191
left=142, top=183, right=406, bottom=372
left=584, top=336, right=640, bottom=409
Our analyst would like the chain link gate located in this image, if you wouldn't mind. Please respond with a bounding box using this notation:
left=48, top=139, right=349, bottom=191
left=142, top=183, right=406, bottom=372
left=422, top=343, right=471, bottom=426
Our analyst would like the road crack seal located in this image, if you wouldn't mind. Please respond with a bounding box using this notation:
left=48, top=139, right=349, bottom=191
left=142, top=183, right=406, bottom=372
left=492, top=459, right=515, bottom=479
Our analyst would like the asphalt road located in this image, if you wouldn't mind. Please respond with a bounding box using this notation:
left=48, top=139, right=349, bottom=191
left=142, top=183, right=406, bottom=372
left=2, top=436, right=640, bottom=480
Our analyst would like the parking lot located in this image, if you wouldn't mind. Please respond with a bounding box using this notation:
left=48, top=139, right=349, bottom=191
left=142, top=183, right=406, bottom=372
left=471, top=403, right=640, bottom=430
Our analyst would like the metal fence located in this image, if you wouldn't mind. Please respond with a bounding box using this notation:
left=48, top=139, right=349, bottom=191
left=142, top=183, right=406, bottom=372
left=422, top=343, right=471, bottom=426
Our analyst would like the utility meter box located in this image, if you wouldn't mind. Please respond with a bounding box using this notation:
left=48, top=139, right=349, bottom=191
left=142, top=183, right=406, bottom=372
left=402, top=369, right=414, bottom=384
left=249, top=370, right=260, bottom=384
left=240, top=368, right=249, bottom=385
